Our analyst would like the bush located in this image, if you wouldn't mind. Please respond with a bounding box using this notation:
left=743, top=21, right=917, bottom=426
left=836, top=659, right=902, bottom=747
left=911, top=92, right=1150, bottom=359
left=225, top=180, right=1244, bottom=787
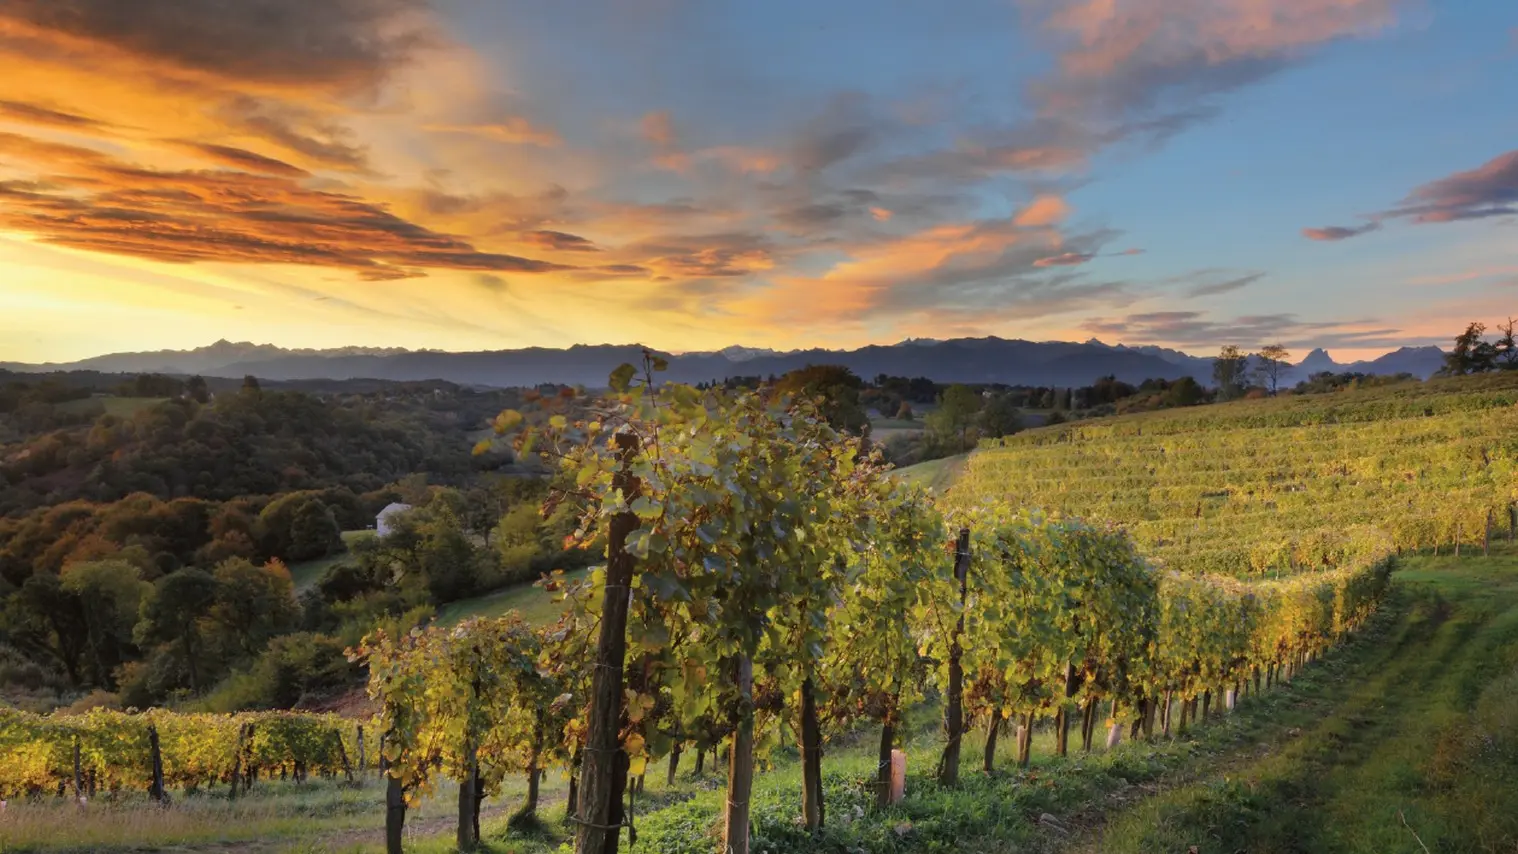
left=195, top=632, right=357, bottom=712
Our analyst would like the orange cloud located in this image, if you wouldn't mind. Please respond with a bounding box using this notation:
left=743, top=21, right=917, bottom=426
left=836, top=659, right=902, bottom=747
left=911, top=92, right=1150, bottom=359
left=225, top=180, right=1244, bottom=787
left=0, top=131, right=569, bottom=279
left=168, top=142, right=312, bottom=178
left=1014, top=194, right=1070, bottom=227
left=423, top=119, right=561, bottom=147
left=640, top=110, right=678, bottom=149
left=742, top=218, right=1105, bottom=327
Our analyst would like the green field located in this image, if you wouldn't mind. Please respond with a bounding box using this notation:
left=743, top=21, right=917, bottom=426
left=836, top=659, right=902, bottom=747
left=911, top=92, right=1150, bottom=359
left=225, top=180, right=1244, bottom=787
left=893, top=452, right=968, bottom=491
left=287, top=530, right=375, bottom=592
left=435, top=567, right=590, bottom=626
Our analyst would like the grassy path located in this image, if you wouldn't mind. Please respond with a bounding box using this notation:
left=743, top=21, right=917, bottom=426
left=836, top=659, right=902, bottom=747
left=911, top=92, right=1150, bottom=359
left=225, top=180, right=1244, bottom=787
left=1081, top=549, right=1518, bottom=854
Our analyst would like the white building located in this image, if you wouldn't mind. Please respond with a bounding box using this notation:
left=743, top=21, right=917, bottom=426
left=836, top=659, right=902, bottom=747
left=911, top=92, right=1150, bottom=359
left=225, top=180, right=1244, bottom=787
left=375, top=502, right=414, bottom=537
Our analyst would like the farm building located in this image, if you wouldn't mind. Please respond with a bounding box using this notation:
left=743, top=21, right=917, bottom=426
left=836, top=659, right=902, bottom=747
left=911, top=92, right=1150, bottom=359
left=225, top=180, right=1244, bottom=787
left=376, top=502, right=414, bottom=537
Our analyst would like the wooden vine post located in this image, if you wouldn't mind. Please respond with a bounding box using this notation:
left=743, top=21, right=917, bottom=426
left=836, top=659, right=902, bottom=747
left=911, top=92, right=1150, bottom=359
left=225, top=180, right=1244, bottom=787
left=147, top=724, right=166, bottom=805
left=723, top=655, right=756, bottom=854
left=875, top=694, right=900, bottom=806
left=937, top=527, right=972, bottom=786
left=457, top=716, right=478, bottom=852
left=575, top=432, right=641, bottom=854
left=72, top=734, right=83, bottom=803
left=228, top=723, right=248, bottom=801
left=799, top=675, right=824, bottom=829
left=982, top=715, right=1001, bottom=774
left=384, top=753, right=406, bottom=854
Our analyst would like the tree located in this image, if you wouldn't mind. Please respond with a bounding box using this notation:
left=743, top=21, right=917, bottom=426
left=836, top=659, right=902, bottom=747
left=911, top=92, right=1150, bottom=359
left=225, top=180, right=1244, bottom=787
left=977, top=393, right=1022, bottom=439
left=1495, top=318, right=1518, bottom=370
left=240, top=375, right=262, bottom=396
left=1442, top=322, right=1498, bottom=376
left=60, top=560, right=149, bottom=687
left=1212, top=345, right=1248, bottom=400
left=416, top=506, right=486, bottom=604
left=1256, top=344, right=1290, bottom=395
left=208, top=558, right=299, bottom=661
left=258, top=493, right=341, bottom=563
left=928, top=385, right=982, bottom=450
left=1164, top=377, right=1205, bottom=407
left=137, top=568, right=221, bottom=692
left=186, top=375, right=211, bottom=404
left=10, top=572, right=88, bottom=684
left=774, top=365, right=870, bottom=435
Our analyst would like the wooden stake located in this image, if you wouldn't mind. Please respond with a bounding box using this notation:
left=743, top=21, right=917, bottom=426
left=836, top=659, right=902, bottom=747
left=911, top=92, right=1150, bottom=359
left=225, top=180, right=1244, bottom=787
left=938, top=528, right=972, bottom=787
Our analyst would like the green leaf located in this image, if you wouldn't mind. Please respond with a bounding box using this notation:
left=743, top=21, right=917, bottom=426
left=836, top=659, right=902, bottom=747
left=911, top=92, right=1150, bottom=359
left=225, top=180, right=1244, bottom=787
left=609, top=363, right=637, bottom=392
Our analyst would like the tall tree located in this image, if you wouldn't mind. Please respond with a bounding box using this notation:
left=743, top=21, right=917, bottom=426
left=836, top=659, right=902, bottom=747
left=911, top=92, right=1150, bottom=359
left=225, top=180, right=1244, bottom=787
left=1442, top=322, right=1498, bottom=376
left=977, top=393, right=1022, bottom=439
left=137, top=568, right=221, bottom=692
left=60, top=560, right=149, bottom=687
left=1212, top=345, right=1248, bottom=400
left=1495, top=318, right=1518, bottom=370
left=1256, top=344, right=1291, bottom=395
left=929, top=385, right=982, bottom=450
left=774, top=365, right=870, bottom=435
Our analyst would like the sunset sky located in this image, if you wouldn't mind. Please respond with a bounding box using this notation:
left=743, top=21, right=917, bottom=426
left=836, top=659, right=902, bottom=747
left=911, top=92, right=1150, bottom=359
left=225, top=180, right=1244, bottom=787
left=1, top=0, right=1515, bottom=363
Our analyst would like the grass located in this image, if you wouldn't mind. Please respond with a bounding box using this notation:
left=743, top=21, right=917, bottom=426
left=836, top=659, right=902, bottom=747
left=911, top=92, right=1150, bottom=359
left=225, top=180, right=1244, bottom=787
left=894, top=453, right=969, bottom=492
left=1085, top=545, right=1518, bottom=854
left=288, top=531, right=375, bottom=593
left=434, top=568, right=589, bottom=627
left=0, top=770, right=566, bottom=854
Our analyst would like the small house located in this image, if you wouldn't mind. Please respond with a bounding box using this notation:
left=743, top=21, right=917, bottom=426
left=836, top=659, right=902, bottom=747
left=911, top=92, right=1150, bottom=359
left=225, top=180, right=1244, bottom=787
left=376, top=502, right=414, bottom=537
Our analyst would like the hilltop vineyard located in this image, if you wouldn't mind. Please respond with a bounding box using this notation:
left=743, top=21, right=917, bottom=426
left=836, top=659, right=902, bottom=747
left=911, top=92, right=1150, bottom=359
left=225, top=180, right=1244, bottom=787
left=955, top=373, right=1518, bottom=576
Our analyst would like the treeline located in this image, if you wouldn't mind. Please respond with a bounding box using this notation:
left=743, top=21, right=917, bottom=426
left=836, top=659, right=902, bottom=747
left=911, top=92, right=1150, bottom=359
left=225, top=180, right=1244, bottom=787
left=0, top=374, right=525, bottom=516
left=707, top=366, right=1215, bottom=469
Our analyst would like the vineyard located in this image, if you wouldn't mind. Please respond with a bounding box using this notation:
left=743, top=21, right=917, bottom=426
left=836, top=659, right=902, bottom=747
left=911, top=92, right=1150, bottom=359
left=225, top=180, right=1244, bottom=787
left=0, top=359, right=1410, bottom=854
left=956, top=373, right=1518, bottom=576
left=0, top=707, right=364, bottom=800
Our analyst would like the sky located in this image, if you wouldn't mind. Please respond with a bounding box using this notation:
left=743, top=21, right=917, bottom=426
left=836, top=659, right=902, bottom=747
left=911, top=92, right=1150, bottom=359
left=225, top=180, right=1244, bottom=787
left=0, top=0, right=1515, bottom=364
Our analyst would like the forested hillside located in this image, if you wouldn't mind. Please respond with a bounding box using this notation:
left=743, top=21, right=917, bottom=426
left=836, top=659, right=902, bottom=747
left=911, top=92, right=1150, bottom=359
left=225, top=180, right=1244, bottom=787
left=0, top=373, right=526, bottom=516
left=0, top=373, right=595, bottom=715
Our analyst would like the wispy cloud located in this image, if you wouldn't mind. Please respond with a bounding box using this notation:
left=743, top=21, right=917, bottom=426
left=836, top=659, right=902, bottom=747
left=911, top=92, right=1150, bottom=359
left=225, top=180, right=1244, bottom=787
left=1387, top=148, right=1518, bottom=223
left=1304, top=148, right=1518, bottom=240
left=1302, top=222, right=1381, bottom=241
left=1082, top=310, right=1406, bottom=351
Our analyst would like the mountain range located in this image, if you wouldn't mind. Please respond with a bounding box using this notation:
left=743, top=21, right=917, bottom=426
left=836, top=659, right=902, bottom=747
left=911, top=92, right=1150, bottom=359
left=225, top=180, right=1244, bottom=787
left=1, top=338, right=1448, bottom=389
